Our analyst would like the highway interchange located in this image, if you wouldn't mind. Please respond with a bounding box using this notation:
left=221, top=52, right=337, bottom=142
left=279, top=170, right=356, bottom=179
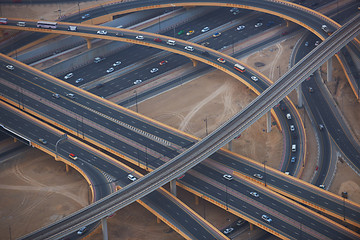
left=1, top=0, right=360, bottom=239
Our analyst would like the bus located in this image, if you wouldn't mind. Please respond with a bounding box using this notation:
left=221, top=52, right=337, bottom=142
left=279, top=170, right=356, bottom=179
left=37, top=21, right=57, bottom=29
left=234, top=63, right=246, bottom=72
left=0, top=18, right=8, bottom=24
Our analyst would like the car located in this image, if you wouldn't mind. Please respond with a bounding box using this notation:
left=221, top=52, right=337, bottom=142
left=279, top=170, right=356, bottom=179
left=262, top=215, right=272, bottom=223
left=281, top=31, right=289, bottom=36
left=231, top=8, right=240, bottom=15
left=251, top=76, right=258, bottom=81
left=292, top=144, right=296, bottom=152
left=154, top=38, right=162, bottom=42
left=127, top=174, right=137, bottom=182
left=309, top=87, right=314, bottom=93
left=286, top=113, right=292, bottom=120
left=212, top=32, right=221, bottom=37
left=136, top=35, right=144, bottom=40
left=77, top=226, right=87, bottom=235
left=186, top=30, right=195, bottom=36
left=81, top=13, right=90, bottom=20
left=201, top=42, right=210, bottom=46
left=319, top=124, right=324, bottom=130
left=38, top=138, right=47, bottom=145
left=223, top=174, right=233, bottom=181
left=6, top=65, right=14, bottom=70
left=254, top=173, right=263, bottom=179
left=236, top=219, right=245, bottom=226
left=291, top=156, right=296, bottom=163
left=250, top=192, right=259, bottom=197
left=217, top=58, right=226, bottom=63
left=66, top=93, right=75, bottom=99
left=223, top=227, right=234, bottom=235
left=184, top=46, right=194, bottom=51
left=75, top=78, right=84, bottom=84
left=96, top=83, right=104, bottom=89
left=290, top=125, right=295, bottom=132
left=150, top=68, right=158, bottom=73
left=133, top=79, right=142, bottom=85
left=159, top=60, right=168, bottom=66
left=255, top=22, right=263, bottom=28
left=321, top=24, right=329, bottom=33
left=94, top=57, right=104, bottom=63
left=64, top=73, right=73, bottom=79
left=116, top=32, right=124, bottom=37
left=113, top=61, right=122, bottom=66
left=285, top=171, right=290, bottom=175
left=201, top=26, right=210, bottom=32
left=177, top=30, right=185, bottom=35
left=319, top=184, right=325, bottom=189
left=315, top=40, right=320, bottom=46
left=304, top=41, right=309, bottom=47
left=166, top=40, right=176, bottom=45
left=236, top=25, right=245, bottom=31
left=97, top=30, right=107, bottom=35
left=106, top=67, right=114, bottom=73
left=52, top=93, right=60, bottom=99
left=69, top=153, right=78, bottom=160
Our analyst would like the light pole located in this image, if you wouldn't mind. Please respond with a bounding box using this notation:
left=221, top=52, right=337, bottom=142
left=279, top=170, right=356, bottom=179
left=204, top=117, right=208, bottom=136
left=55, top=134, right=67, bottom=160
left=263, top=160, right=267, bottom=187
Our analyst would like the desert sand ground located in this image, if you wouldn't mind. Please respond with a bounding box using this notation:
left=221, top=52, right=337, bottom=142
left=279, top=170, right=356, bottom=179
left=1, top=1, right=360, bottom=240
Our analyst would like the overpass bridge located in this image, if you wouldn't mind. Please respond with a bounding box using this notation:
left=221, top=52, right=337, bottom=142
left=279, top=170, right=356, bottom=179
left=2, top=12, right=358, bottom=239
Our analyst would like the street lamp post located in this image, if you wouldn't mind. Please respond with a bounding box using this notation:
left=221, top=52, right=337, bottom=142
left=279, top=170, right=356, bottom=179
left=55, top=134, right=68, bottom=160
left=204, top=117, right=208, bottom=136
left=263, top=160, right=267, bottom=187
left=134, top=90, right=138, bottom=113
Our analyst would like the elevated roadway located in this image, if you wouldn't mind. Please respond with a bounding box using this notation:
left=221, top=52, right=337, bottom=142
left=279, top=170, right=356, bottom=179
left=0, top=100, right=227, bottom=240
left=5, top=13, right=360, bottom=239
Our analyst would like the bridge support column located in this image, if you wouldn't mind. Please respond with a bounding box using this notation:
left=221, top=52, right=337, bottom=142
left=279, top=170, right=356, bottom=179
left=157, top=217, right=161, bottom=224
left=190, top=58, right=198, bottom=67
left=170, top=179, right=177, bottom=196
left=85, top=38, right=92, bottom=49
left=327, top=57, right=333, bottom=82
left=65, top=164, right=69, bottom=173
left=297, top=85, right=303, bottom=108
left=228, top=140, right=232, bottom=151
left=249, top=223, right=254, bottom=231
left=101, top=218, right=108, bottom=240
left=195, top=195, right=199, bottom=205
left=266, top=111, right=271, bottom=133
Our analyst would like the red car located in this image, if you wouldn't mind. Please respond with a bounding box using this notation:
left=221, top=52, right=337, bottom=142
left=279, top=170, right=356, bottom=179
left=159, top=60, right=168, bottom=66
left=69, top=153, right=78, bottom=160
left=154, top=38, right=162, bottom=42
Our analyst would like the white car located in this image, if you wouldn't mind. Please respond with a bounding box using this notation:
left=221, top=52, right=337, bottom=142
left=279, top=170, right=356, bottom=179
left=262, top=214, right=272, bottom=223
left=136, top=35, right=144, bottom=40
left=6, top=65, right=14, bottom=70
left=223, top=227, right=234, bottom=235
left=66, top=93, right=75, bottom=99
left=236, top=25, right=245, bottom=31
left=133, top=79, right=142, bottom=85
left=251, top=76, right=258, bottom=81
left=315, top=40, right=320, bottom=46
left=64, top=73, right=73, bottom=79
left=97, top=30, right=107, bottom=35
left=250, top=192, right=259, bottom=197
left=106, top=67, right=114, bottom=73
left=255, top=22, right=263, bottom=28
left=75, top=78, right=84, bottom=84
left=77, top=226, right=87, bottom=235
left=150, top=68, right=158, bottom=73
left=113, top=61, right=121, bottom=66
left=184, top=46, right=194, bottom=51
left=201, top=26, right=210, bottom=32
left=223, top=174, right=233, bottom=181
left=290, top=125, right=295, bottom=132
left=128, top=174, right=137, bottom=182
left=286, top=113, right=292, bottom=120
left=253, top=173, right=263, bottom=179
